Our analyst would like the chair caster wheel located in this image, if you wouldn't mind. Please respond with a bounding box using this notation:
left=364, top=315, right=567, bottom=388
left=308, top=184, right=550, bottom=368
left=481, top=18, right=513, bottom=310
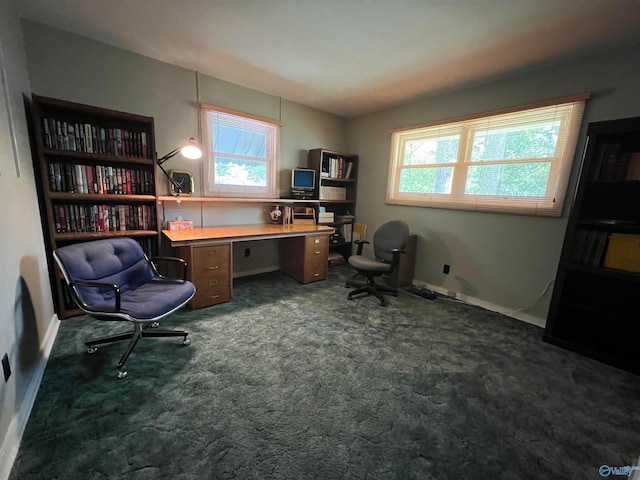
left=87, top=346, right=98, bottom=354
left=347, top=295, right=353, bottom=300
left=117, top=370, right=128, bottom=379
left=183, top=337, right=191, bottom=346
left=151, top=321, right=160, bottom=328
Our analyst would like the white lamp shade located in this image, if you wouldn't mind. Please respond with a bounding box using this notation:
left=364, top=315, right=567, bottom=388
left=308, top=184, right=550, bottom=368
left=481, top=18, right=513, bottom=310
left=180, top=138, right=203, bottom=160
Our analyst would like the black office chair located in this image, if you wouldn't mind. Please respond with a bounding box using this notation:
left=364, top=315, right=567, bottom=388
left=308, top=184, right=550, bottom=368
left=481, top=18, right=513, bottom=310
left=54, top=237, right=196, bottom=379
left=345, top=220, right=410, bottom=306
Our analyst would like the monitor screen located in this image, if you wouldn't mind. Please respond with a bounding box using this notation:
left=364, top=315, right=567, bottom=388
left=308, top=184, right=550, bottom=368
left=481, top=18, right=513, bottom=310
left=292, top=168, right=315, bottom=190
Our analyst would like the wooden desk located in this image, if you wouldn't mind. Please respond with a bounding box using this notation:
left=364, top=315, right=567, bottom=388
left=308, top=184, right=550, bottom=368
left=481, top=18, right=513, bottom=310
left=163, top=224, right=334, bottom=309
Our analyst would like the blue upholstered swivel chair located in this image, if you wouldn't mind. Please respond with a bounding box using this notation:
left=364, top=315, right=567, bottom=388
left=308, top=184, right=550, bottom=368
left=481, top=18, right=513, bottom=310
left=54, top=237, right=196, bottom=379
left=345, top=220, right=409, bottom=306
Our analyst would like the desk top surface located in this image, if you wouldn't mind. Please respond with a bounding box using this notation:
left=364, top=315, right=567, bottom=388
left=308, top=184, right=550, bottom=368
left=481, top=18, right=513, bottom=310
left=163, top=223, right=334, bottom=244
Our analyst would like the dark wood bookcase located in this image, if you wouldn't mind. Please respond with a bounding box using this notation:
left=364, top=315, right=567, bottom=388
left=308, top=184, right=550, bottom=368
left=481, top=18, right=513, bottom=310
left=545, top=116, right=640, bottom=374
left=30, top=94, right=159, bottom=319
left=307, top=148, right=358, bottom=261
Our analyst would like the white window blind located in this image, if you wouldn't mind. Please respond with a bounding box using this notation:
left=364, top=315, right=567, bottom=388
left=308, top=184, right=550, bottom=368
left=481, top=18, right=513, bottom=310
left=200, top=104, right=280, bottom=198
left=387, top=94, right=589, bottom=216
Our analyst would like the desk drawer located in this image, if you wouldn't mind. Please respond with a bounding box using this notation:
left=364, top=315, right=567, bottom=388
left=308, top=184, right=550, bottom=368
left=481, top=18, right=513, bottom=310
left=281, top=234, right=329, bottom=283
left=192, top=244, right=230, bottom=272
left=189, top=243, right=232, bottom=308
left=191, top=283, right=231, bottom=308
left=305, top=235, right=328, bottom=254
left=303, top=256, right=327, bottom=283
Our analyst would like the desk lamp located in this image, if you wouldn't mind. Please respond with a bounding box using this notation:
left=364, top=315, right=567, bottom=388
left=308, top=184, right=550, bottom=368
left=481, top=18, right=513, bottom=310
left=157, top=137, right=203, bottom=200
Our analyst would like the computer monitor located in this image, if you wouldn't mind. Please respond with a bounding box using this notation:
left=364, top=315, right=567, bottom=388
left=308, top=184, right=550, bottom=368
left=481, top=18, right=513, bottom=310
left=291, top=168, right=315, bottom=191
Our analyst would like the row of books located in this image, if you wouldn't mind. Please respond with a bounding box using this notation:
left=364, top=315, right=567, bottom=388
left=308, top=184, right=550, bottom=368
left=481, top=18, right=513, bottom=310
left=570, top=229, right=609, bottom=267
left=321, top=156, right=353, bottom=179
left=591, top=143, right=640, bottom=180
left=48, top=161, right=154, bottom=195
left=42, top=117, right=150, bottom=158
left=53, top=203, right=155, bottom=233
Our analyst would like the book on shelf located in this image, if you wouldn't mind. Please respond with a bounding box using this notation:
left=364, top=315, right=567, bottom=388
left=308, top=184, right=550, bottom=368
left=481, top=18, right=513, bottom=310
left=42, top=118, right=51, bottom=148
left=626, top=152, right=640, bottom=180
left=603, top=233, right=640, bottom=273
left=344, top=161, right=353, bottom=179
left=77, top=123, right=84, bottom=151
left=341, top=223, right=353, bottom=242
left=83, top=123, right=90, bottom=152
left=570, top=228, right=608, bottom=267
left=592, top=143, right=640, bottom=181
left=320, top=156, right=330, bottom=177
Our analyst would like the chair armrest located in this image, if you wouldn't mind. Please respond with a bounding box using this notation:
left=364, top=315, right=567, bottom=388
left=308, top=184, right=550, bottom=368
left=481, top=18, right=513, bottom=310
left=389, top=248, right=406, bottom=271
left=68, top=280, right=121, bottom=312
left=149, top=256, right=188, bottom=281
left=353, top=239, right=370, bottom=256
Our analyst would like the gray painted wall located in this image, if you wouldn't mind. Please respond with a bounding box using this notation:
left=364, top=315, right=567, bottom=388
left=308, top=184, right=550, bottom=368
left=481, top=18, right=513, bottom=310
left=21, top=20, right=348, bottom=277
left=21, top=21, right=347, bottom=199
left=347, top=41, right=640, bottom=324
left=0, top=4, right=56, bottom=477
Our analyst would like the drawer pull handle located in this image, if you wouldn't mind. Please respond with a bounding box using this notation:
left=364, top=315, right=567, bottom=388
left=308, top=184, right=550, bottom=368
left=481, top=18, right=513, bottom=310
left=314, top=239, right=320, bottom=244
left=314, top=273, right=320, bottom=277
left=314, top=250, right=321, bottom=255
left=208, top=251, right=217, bottom=256
left=208, top=280, right=218, bottom=286
left=208, top=266, right=219, bottom=270
left=210, top=294, right=220, bottom=299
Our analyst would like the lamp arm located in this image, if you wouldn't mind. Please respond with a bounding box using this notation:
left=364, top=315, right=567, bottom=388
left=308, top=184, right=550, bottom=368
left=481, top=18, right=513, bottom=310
left=157, top=148, right=180, bottom=165
left=156, top=138, right=202, bottom=196
left=157, top=160, right=182, bottom=196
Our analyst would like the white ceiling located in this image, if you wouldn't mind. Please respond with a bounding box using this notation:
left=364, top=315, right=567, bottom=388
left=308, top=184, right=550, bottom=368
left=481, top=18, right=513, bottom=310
left=13, top=0, right=640, bottom=118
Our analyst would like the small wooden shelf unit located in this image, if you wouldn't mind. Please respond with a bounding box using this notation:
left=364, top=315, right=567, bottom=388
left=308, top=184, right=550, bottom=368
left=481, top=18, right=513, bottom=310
left=307, top=148, right=358, bottom=261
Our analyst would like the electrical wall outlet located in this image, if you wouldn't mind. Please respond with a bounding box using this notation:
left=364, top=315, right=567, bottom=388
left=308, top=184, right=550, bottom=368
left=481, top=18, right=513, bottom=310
left=443, top=264, right=450, bottom=274
left=2, top=353, right=10, bottom=382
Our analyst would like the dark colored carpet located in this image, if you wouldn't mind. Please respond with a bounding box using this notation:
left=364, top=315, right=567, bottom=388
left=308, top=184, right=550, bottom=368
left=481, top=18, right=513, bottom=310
left=9, top=265, right=640, bottom=479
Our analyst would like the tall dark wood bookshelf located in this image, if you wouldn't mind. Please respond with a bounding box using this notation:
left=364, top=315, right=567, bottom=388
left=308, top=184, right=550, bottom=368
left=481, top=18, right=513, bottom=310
left=307, top=148, right=358, bottom=261
left=545, top=116, right=640, bottom=374
left=29, top=94, right=159, bottom=319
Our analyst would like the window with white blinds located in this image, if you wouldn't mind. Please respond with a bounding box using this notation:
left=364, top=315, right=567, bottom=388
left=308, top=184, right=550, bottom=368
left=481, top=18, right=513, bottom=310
left=386, top=95, right=589, bottom=216
left=200, top=104, right=281, bottom=198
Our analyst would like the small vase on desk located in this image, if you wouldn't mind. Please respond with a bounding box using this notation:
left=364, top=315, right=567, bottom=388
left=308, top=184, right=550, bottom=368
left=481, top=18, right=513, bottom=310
left=270, top=205, right=282, bottom=224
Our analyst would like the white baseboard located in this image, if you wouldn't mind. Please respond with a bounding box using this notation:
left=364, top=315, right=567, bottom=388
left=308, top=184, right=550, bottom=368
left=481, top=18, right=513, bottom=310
left=420, top=282, right=547, bottom=329
left=0, top=315, right=60, bottom=480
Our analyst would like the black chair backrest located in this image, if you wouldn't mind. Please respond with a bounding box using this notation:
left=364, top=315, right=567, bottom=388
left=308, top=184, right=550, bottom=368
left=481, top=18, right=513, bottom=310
left=373, top=220, right=410, bottom=263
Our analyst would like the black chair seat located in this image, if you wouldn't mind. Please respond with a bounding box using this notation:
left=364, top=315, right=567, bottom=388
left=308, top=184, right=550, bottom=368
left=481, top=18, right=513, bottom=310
left=348, top=255, right=393, bottom=273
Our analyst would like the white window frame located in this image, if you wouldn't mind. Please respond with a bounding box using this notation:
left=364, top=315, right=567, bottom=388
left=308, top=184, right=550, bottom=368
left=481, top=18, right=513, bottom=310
left=386, top=95, right=589, bottom=216
left=200, top=103, right=281, bottom=198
